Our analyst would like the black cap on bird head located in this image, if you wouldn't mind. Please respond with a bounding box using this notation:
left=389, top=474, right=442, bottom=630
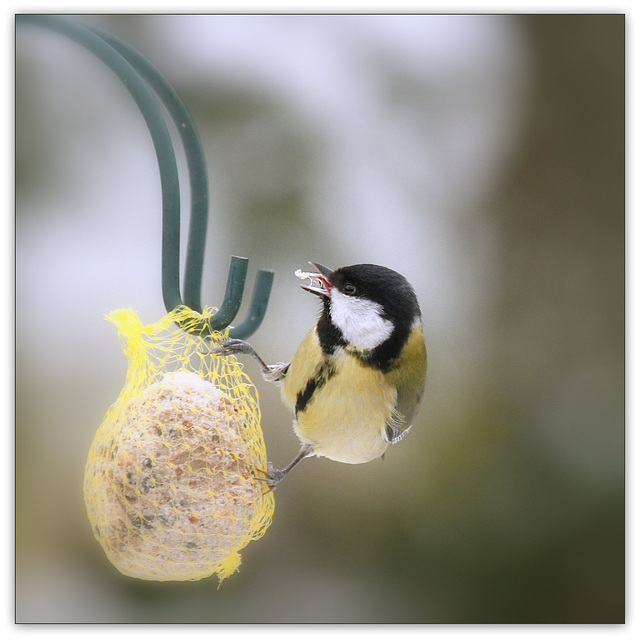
left=296, top=262, right=421, bottom=323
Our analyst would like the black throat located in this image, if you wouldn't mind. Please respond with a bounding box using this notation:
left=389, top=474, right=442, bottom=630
left=315, top=298, right=410, bottom=373
left=316, top=299, right=346, bottom=354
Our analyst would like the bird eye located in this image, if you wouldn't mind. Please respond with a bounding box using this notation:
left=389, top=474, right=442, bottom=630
left=343, top=282, right=356, bottom=295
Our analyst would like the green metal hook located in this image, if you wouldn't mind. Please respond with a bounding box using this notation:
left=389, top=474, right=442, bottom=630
left=17, top=15, right=274, bottom=338
left=86, top=23, right=210, bottom=314
left=204, top=256, right=275, bottom=338
left=229, top=268, right=275, bottom=339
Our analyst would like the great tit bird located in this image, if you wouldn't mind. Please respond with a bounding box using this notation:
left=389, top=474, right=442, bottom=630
left=214, top=262, right=427, bottom=488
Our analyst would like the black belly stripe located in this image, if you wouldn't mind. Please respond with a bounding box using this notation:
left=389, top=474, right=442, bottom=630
left=295, top=361, right=335, bottom=415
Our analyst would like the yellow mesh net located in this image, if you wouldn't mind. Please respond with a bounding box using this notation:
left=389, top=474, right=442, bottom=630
left=83, top=306, right=275, bottom=583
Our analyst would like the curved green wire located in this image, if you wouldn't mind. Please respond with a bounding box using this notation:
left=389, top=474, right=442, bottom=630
left=85, top=25, right=263, bottom=333
left=86, top=24, right=209, bottom=314
left=18, top=15, right=274, bottom=338
left=229, top=269, right=274, bottom=338
left=18, top=14, right=184, bottom=312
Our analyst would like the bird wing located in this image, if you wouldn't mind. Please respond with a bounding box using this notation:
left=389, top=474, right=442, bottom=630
left=383, top=325, right=427, bottom=445
left=383, top=383, right=420, bottom=444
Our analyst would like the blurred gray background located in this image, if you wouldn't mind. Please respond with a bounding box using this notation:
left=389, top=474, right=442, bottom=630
left=16, top=14, right=624, bottom=623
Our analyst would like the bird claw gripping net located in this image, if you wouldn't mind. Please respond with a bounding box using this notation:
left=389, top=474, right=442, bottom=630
left=83, top=307, right=275, bottom=583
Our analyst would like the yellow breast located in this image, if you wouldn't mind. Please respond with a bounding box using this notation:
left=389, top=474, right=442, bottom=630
left=282, top=330, right=396, bottom=464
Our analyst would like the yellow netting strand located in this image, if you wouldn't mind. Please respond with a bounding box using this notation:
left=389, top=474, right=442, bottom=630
left=83, top=306, right=275, bottom=583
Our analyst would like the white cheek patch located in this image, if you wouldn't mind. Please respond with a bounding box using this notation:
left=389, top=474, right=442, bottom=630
left=330, top=291, right=393, bottom=351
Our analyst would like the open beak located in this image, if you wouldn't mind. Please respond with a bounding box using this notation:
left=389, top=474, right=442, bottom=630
left=295, top=262, right=334, bottom=298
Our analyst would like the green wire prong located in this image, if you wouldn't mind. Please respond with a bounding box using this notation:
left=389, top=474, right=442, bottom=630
left=18, top=17, right=275, bottom=340
left=228, top=269, right=275, bottom=339
left=207, top=255, right=249, bottom=332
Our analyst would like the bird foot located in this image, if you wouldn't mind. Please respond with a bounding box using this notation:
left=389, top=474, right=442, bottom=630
left=209, top=338, right=254, bottom=358
left=254, top=462, right=288, bottom=492
left=210, top=339, right=288, bottom=382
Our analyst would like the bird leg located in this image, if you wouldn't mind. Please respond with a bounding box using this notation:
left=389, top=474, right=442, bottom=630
left=210, top=338, right=289, bottom=383
left=255, top=446, right=315, bottom=491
